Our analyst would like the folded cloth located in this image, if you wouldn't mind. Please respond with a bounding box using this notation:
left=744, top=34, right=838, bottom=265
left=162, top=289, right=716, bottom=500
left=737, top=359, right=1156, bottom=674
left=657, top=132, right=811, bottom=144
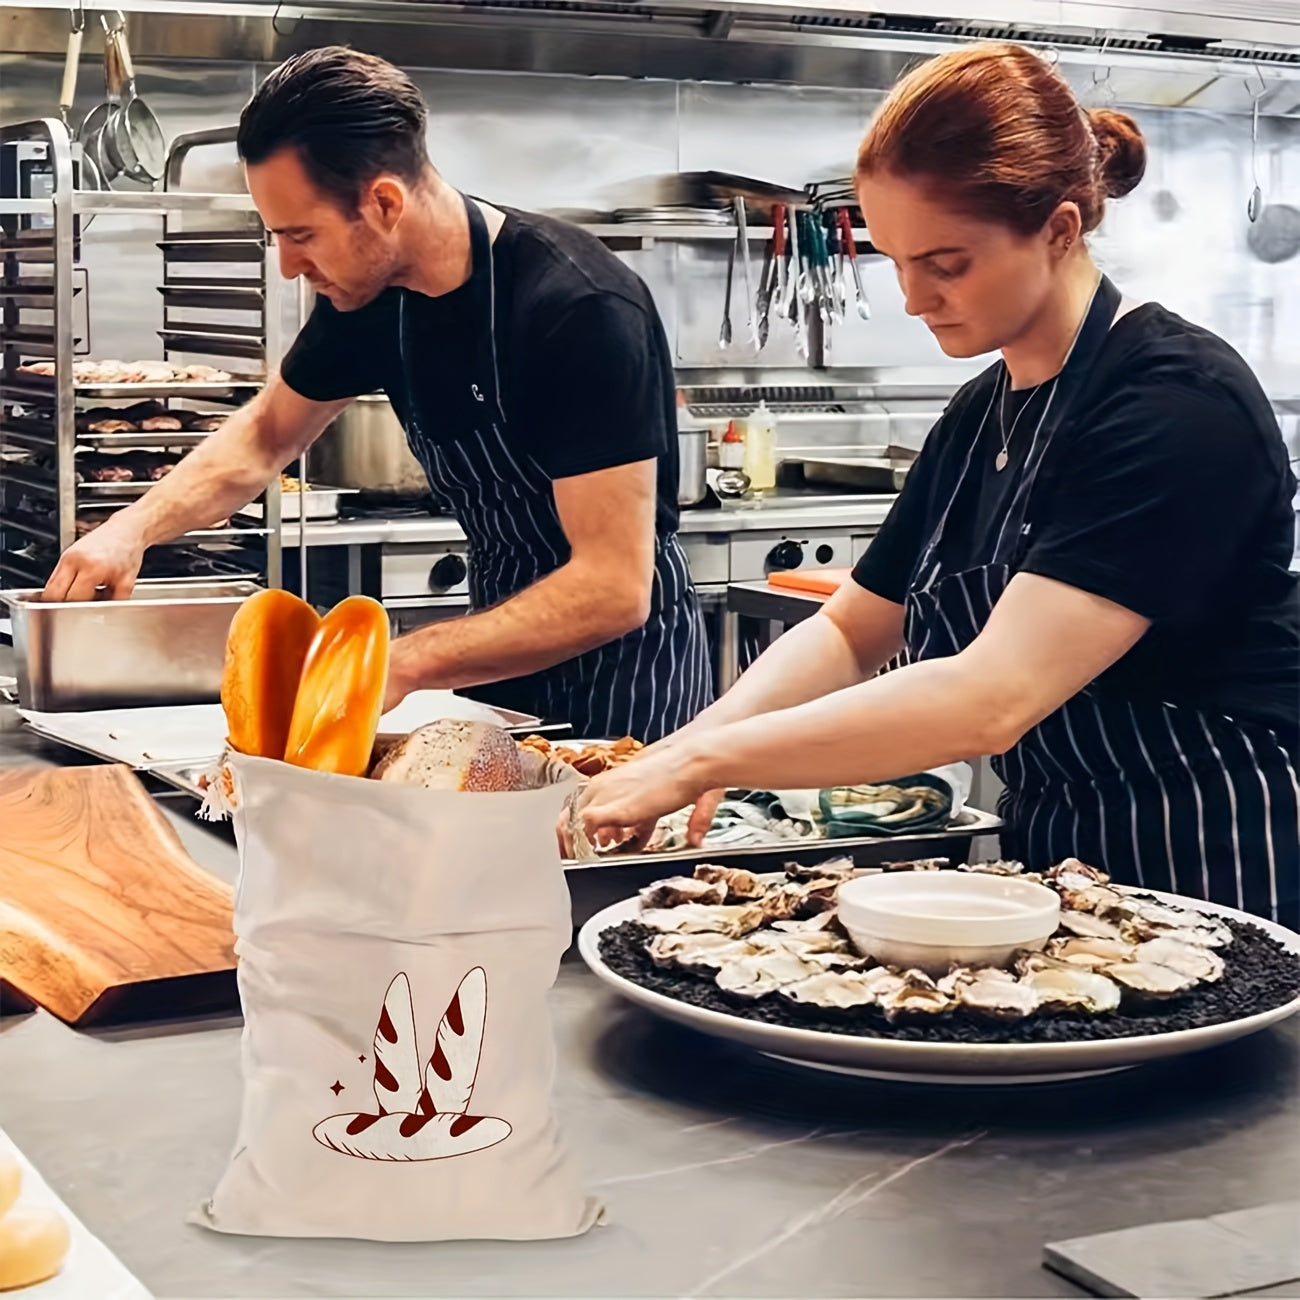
left=818, top=772, right=954, bottom=839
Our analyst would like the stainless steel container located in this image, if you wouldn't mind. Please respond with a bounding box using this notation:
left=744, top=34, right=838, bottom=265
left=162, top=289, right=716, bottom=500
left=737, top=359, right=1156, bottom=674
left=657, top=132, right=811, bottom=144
left=678, top=428, right=709, bottom=507
left=2, top=579, right=261, bottom=711
left=310, top=394, right=429, bottom=499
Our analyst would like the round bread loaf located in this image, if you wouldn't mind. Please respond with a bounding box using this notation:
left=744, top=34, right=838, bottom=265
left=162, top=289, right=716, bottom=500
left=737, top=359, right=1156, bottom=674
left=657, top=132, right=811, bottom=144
left=0, top=1205, right=71, bottom=1290
left=371, top=720, right=524, bottom=792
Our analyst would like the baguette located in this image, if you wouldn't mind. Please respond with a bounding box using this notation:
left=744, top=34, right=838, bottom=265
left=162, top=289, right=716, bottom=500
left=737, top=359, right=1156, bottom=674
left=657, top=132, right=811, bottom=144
left=220, top=589, right=321, bottom=760
left=284, top=595, right=390, bottom=776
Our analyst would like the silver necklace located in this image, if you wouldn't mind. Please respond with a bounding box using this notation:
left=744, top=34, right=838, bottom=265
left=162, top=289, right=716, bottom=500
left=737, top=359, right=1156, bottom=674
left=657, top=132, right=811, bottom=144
left=995, top=372, right=1056, bottom=472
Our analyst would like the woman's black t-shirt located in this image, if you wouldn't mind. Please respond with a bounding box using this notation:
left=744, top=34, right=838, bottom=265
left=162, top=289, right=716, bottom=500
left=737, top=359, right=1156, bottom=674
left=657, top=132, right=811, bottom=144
left=853, top=302, right=1300, bottom=754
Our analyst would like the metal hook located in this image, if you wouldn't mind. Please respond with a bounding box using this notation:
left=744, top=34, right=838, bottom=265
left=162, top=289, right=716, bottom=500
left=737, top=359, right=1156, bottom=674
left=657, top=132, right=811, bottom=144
left=271, top=1, right=296, bottom=37
left=69, top=0, right=84, bottom=34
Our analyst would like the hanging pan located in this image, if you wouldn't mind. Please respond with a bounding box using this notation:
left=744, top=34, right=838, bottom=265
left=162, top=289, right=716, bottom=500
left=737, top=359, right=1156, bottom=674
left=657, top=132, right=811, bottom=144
left=102, top=17, right=165, bottom=186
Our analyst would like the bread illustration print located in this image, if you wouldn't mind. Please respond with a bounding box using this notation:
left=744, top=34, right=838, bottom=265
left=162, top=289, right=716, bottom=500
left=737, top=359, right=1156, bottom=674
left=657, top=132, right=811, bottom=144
left=313, top=968, right=511, bottom=1161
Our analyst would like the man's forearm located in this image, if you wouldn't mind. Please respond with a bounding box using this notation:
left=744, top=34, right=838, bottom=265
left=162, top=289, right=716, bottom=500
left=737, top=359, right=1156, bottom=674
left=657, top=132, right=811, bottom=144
left=389, top=558, right=647, bottom=693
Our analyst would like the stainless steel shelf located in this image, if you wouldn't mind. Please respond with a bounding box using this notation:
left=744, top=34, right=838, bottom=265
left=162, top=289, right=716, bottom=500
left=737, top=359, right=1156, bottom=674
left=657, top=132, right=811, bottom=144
left=0, top=515, right=60, bottom=544
left=158, top=335, right=265, bottom=362
left=74, top=191, right=260, bottom=217
left=159, top=281, right=266, bottom=311
left=158, top=237, right=265, bottom=264
left=584, top=222, right=878, bottom=253
left=2, top=376, right=262, bottom=401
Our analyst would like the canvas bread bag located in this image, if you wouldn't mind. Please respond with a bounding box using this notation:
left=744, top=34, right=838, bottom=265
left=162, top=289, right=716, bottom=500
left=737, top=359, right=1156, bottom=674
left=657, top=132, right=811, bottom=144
left=196, top=749, right=603, bottom=1241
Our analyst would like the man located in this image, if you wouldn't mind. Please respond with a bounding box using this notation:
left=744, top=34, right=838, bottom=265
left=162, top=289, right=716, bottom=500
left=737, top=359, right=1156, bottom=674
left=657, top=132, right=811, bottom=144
left=45, top=47, right=712, bottom=742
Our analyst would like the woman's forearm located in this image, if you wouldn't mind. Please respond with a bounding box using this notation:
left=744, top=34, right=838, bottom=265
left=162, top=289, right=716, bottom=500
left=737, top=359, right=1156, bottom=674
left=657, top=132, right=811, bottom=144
left=682, top=653, right=998, bottom=793
left=673, top=587, right=905, bottom=743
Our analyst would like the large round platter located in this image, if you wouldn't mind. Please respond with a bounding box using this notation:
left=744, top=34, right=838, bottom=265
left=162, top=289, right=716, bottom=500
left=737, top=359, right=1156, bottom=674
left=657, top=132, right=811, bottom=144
left=577, top=889, right=1300, bottom=1085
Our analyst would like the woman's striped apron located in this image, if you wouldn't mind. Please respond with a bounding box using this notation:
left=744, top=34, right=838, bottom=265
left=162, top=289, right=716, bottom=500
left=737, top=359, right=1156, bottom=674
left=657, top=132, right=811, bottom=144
left=394, top=193, right=712, bottom=743
left=903, top=276, right=1300, bottom=928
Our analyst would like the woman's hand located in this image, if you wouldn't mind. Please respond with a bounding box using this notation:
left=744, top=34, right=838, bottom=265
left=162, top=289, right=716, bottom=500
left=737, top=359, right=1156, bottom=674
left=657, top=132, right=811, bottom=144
left=571, top=737, right=723, bottom=851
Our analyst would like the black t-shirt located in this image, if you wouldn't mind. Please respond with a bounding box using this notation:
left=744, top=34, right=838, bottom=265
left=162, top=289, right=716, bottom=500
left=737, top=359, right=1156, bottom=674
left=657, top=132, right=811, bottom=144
left=280, top=206, right=680, bottom=536
left=854, top=302, right=1300, bottom=751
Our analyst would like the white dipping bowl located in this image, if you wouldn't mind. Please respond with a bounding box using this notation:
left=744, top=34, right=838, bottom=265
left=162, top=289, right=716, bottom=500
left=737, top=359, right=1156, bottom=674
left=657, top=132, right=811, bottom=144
left=836, top=871, right=1062, bottom=976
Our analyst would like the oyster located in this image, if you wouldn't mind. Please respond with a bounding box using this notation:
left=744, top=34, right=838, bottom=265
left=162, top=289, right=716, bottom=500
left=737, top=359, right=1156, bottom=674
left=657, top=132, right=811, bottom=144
left=770, top=911, right=839, bottom=935
left=640, top=876, right=727, bottom=909
left=1047, top=858, right=1111, bottom=887
left=939, top=967, right=1039, bottom=1020
left=877, top=970, right=956, bottom=1021
left=747, top=928, right=847, bottom=957
left=785, top=856, right=858, bottom=882
left=715, top=949, right=824, bottom=998
left=647, top=932, right=750, bottom=969
left=1058, top=910, right=1130, bottom=942
left=1045, top=935, right=1138, bottom=968
left=693, top=863, right=769, bottom=902
left=781, top=970, right=890, bottom=1009
left=1130, top=937, right=1225, bottom=984
left=1063, top=884, right=1127, bottom=915
left=1020, top=962, right=1122, bottom=1014
left=1119, top=900, right=1233, bottom=949
left=1105, top=960, right=1198, bottom=999
left=638, top=902, right=765, bottom=937
left=960, top=859, right=1026, bottom=877
left=880, top=857, right=951, bottom=872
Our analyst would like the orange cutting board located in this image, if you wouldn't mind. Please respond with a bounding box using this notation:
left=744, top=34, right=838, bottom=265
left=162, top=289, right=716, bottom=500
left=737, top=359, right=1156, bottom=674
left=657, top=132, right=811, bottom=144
left=767, top=567, right=852, bottom=596
left=0, top=765, right=237, bottom=1026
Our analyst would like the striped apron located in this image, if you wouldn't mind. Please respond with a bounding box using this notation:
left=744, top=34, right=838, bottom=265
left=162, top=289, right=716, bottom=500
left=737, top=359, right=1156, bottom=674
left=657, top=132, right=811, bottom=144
left=903, top=276, right=1300, bottom=928
left=394, top=193, right=712, bottom=743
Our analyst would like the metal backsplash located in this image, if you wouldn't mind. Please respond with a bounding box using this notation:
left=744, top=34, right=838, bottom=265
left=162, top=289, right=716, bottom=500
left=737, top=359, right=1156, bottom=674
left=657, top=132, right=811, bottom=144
left=3, top=53, right=1299, bottom=401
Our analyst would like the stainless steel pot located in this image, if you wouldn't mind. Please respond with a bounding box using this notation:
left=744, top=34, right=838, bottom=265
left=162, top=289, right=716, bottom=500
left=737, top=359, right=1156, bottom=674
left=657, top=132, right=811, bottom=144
left=678, top=428, right=708, bottom=507
left=310, top=394, right=429, bottom=498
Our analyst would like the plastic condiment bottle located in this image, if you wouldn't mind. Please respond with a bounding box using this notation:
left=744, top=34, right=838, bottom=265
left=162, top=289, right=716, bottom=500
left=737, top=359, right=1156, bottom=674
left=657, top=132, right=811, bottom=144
left=719, top=419, right=746, bottom=470
left=743, top=400, right=777, bottom=493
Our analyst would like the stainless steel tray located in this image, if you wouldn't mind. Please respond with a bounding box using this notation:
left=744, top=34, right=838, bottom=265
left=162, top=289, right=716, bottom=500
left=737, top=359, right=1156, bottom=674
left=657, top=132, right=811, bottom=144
left=240, top=487, right=354, bottom=521
left=797, top=457, right=910, bottom=492
left=568, top=806, right=1003, bottom=870
left=2, top=579, right=261, bottom=711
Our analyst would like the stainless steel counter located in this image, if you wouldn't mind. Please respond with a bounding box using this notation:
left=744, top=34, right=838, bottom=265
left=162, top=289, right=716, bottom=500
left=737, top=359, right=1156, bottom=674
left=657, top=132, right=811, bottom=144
left=2, top=656, right=1298, bottom=1300
left=279, top=494, right=898, bottom=548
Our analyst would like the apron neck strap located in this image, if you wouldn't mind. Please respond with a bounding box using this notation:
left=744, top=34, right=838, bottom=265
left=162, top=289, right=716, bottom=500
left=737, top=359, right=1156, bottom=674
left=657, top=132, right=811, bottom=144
left=460, top=191, right=507, bottom=426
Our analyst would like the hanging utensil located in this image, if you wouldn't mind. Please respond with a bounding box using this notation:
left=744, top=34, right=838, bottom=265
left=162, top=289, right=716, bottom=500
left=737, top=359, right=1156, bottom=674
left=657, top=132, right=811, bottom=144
left=78, top=16, right=119, bottom=186
left=734, top=196, right=758, bottom=349
left=1248, top=68, right=1266, bottom=224
left=755, top=222, right=776, bottom=351
left=718, top=230, right=735, bottom=350
left=773, top=204, right=788, bottom=321
left=57, top=12, right=98, bottom=196
left=786, top=209, right=806, bottom=359
left=839, top=208, right=871, bottom=321
left=104, top=17, right=165, bottom=186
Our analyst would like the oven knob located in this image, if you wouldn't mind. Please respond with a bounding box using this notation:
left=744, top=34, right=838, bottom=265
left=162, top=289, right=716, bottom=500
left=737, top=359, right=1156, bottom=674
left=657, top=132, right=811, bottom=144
left=767, top=540, right=804, bottom=571
left=427, top=554, right=467, bottom=592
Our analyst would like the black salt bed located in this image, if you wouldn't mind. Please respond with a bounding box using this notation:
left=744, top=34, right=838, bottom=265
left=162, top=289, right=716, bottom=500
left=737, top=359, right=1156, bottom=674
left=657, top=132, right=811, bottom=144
left=597, top=918, right=1300, bottom=1044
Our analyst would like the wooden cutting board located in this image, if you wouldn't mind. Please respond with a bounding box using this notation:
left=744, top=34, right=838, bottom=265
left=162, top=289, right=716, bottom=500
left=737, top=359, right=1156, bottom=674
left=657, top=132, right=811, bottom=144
left=0, top=765, right=237, bottom=1026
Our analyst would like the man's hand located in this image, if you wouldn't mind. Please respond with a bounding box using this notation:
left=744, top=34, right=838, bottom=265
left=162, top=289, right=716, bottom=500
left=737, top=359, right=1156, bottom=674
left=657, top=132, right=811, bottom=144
left=42, top=516, right=146, bottom=602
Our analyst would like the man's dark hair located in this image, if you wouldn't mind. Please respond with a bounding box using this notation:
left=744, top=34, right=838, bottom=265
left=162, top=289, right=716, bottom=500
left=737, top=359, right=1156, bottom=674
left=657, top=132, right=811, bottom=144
left=237, top=47, right=430, bottom=212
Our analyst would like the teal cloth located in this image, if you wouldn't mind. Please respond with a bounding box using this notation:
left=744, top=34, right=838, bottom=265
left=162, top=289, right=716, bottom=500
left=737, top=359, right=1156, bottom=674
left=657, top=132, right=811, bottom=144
left=817, top=772, right=955, bottom=839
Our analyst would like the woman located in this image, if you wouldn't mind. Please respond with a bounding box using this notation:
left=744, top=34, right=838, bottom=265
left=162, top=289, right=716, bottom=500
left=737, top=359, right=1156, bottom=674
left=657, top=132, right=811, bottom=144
left=576, top=42, right=1300, bottom=929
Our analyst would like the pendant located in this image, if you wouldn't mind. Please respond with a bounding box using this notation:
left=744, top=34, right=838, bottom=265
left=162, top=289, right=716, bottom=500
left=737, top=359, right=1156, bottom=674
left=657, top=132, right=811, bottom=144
left=995, top=449, right=1009, bottom=472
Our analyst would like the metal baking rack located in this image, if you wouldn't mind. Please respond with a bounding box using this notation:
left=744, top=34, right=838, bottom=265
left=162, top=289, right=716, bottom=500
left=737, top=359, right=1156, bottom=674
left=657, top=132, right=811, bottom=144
left=0, top=118, right=286, bottom=590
